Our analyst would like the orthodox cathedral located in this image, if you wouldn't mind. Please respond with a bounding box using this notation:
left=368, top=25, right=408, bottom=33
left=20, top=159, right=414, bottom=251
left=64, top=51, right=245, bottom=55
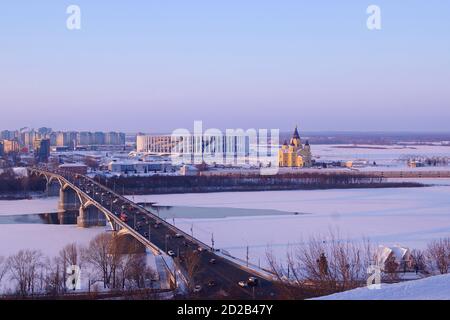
left=278, top=126, right=312, bottom=167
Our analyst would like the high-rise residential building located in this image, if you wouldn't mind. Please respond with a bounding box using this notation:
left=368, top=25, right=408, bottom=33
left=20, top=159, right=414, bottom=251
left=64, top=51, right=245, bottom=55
left=34, top=138, right=50, bottom=163
left=93, top=132, right=105, bottom=145
left=118, top=132, right=126, bottom=145
left=56, top=131, right=77, bottom=149
left=0, top=141, right=4, bottom=157
left=77, top=132, right=92, bottom=146
left=49, top=132, right=57, bottom=146
left=38, top=127, right=52, bottom=135
left=105, top=132, right=126, bottom=145
left=1, top=130, right=18, bottom=141
left=22, top=130, right=39, bottom=149
left=2, top=140, right=20, bottom=154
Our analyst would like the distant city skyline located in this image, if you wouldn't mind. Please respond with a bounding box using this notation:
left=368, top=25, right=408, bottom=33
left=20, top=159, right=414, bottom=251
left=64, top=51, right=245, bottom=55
left=1, top=1, right=449, bottom=132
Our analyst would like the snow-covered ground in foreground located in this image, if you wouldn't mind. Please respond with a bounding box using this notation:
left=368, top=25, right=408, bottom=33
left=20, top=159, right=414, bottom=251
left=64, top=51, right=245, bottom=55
left=133, top=184, right=450, bottom=266
left=314, top=274, right=450, bottom=300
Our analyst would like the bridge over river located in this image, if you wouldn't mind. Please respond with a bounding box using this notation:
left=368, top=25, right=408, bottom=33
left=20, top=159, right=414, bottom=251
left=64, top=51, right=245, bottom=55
left=28, top=166, right=278, bottom=299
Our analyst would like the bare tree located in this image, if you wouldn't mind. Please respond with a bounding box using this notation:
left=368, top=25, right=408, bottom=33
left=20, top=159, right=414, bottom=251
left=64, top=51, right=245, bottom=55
left=58, top=242, right=82, bottom=292
left=111, top=237, right=148, bottom=290
left=0, top=256, right=8, bottom=288
left=426, top=238, right=450, bottom=274
left=82, top=233, right=117, bottom=289
left=7, top=250, right=45, bottom=297
left=44, top=257, right=64, bottom=296
left=182, top=250, right=202, bottom=292
left=82, top=233, right=153, bottom=291
left=266, top=232, right=374, bottom=298
left=410, top=249, right=427, bottom=274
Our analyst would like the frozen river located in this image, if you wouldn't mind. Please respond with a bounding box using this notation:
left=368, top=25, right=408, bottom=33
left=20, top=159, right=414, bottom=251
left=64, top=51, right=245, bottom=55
left=2, top=179, right=450, bottom=267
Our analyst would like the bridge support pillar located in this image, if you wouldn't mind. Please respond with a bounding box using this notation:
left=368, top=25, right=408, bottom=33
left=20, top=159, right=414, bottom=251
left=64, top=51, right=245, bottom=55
left=45, top=181, right=60, bottom=197
left=58, top=187, right=81, bottom=213
left=77, top=206, right=106, bottom=228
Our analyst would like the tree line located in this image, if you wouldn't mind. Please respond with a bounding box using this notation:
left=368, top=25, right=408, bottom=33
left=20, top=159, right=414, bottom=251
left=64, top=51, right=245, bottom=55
left=0, top=168, right=45, bottom=194
left=95, top=173, right=423, bottom=195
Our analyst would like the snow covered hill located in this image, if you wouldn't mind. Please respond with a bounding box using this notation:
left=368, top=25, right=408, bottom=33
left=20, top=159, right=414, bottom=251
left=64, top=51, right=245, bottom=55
left=314, top=274, right=450, bottom=300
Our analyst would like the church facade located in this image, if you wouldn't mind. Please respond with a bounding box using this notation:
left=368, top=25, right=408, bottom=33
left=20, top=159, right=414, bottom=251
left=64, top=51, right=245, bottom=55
left=278, top=126, right=312, bottom=167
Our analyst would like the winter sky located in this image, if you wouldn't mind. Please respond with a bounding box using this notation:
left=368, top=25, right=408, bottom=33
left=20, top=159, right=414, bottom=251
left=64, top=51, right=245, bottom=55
left=0, top=1, right=449, bottom=132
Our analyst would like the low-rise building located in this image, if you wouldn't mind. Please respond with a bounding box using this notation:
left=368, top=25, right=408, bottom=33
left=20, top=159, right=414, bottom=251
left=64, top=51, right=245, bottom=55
left=376, top=245, right=413, bottom=272
left=108, top=160, right=172, bottom=174
left=58, top=163, right=88, bottom=175
left=179, top=165, right=199, bottom=176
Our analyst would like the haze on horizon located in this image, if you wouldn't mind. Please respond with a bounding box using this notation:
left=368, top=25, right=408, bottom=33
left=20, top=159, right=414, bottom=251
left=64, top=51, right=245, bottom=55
left=1, top=1, right=449, bottom=133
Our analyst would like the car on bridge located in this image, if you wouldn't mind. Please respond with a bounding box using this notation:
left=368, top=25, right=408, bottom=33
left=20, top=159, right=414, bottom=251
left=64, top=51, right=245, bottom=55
left=119, top=213, right=128, bottom=222
left=247, top=277, right=259, bottom=287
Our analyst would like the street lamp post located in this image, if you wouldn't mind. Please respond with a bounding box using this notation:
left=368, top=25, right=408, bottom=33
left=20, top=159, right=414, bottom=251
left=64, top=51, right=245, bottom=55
left=246, top=245, right=249, bottom=267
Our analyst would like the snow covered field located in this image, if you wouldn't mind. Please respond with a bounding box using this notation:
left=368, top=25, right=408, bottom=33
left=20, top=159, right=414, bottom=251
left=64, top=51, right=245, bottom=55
left=133, top=183, right=450, bottom=266
left=314, top=273, right=450, bottom=300
left=312, top=144, right=450, bottom=165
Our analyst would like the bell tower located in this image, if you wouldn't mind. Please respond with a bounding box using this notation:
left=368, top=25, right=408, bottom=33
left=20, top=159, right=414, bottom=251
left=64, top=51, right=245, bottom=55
left=289, top=125, right=302, bottom=148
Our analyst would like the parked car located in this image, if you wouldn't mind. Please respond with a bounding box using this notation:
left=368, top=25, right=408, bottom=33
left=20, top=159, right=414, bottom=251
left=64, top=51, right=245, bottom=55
left=238, top=281, right=247, bottom=288
left=175, top=233, right=183, bottom=238
left=209, top=258, right=216, bottom=264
